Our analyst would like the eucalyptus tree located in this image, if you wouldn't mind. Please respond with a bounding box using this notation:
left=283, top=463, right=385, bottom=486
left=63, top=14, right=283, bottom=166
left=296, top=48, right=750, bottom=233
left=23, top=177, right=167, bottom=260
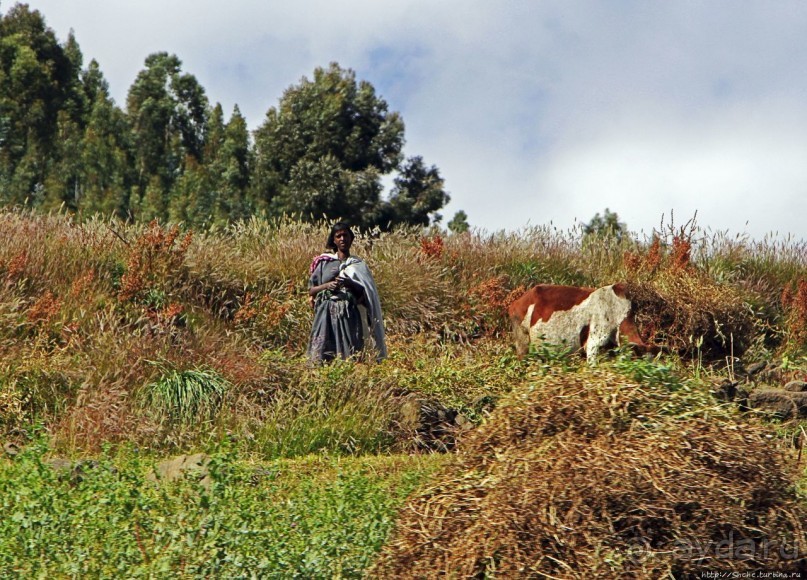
left=126, top=52, right=209, bottom=221
left=205, top=103, right=251, bottom=225
left=0, top=4, right=82, bottom=205
left=76, top=60, right=133, bottom=218
left=165, top=103, right=251, bottom=228
left=40, top=32, right=92, bottom=211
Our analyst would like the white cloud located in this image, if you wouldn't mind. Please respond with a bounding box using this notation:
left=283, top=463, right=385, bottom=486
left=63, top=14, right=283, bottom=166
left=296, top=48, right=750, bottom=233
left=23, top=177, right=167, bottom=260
left=534, top=99, right=807, bottom=238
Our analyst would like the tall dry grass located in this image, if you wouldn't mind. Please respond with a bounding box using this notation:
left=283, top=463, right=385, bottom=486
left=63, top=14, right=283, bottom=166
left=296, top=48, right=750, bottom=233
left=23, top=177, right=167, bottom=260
left=1, top=207, right=806, bottom=454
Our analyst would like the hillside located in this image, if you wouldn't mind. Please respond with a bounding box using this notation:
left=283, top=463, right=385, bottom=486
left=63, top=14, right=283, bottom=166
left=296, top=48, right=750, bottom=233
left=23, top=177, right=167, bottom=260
left=1, top=208, right=806, bottom=575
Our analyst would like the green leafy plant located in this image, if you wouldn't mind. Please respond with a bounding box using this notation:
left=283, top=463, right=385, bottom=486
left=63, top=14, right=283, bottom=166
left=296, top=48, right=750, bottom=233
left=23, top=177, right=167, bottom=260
left=528, top=339, right=576, bottom=371
left=0, top=441, right=439, bottom=577
left=612, top=347, right=683, bottom=391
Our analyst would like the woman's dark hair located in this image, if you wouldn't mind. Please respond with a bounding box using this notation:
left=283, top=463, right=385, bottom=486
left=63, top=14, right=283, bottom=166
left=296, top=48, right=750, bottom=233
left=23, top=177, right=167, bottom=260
left=325, top=221, right=354, bottom=251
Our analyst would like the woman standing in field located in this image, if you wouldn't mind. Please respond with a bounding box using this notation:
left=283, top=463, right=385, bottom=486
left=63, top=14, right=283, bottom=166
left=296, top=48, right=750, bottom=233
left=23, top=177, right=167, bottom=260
left=307, top=222, right=386, bottom=363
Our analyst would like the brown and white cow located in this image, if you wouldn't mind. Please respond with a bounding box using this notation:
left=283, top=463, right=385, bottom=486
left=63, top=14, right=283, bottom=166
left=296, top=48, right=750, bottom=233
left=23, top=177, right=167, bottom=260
left=508, top=283, right=652, bottom=361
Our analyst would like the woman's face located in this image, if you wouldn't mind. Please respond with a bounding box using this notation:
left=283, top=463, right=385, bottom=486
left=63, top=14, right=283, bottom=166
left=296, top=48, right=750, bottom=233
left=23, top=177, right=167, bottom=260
left=333, top=229, right=353, bottom=252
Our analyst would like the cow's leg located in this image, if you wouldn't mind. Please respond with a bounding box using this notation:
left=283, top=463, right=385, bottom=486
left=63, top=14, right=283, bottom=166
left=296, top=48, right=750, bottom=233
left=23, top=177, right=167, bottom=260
left=585, top=334, right=601, bottom=363
left=585, top=324, right=615, bottom=364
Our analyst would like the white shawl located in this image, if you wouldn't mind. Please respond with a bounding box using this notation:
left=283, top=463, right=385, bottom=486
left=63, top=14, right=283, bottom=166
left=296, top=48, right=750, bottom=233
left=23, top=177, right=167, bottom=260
left=340, top=257, right=387, bottom=361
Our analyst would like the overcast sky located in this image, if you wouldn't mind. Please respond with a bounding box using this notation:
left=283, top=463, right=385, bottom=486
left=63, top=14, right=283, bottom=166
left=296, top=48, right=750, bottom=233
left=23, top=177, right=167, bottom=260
left=7, top=1, right=807, bottom=240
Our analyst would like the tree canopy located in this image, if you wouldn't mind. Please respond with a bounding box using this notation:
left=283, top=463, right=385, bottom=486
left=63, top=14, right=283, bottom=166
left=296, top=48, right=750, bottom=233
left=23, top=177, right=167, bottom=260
left=252, top=62, right=451, bottom=229
left=0, top=6, right=457, bottom=231
left=447, top=210, right=470, bottom=234
left=0, top=4, right=82, bottom=205
left=583, top=208, right=628, bottom=241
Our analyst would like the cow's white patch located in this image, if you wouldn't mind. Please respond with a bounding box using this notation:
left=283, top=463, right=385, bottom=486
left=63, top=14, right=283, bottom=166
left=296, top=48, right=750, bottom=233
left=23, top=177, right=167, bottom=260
left=521, top=285, right=632, bottom=361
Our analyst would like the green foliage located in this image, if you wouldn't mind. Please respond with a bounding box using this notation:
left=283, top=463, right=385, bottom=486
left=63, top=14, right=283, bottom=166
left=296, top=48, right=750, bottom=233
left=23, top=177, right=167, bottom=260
left=0, top=5, right=457, bottom=230
left=0, top=4, right=85, bottom=204
left=251, top=62, right=453, bottom=229
left=447, top=209, right=470, bottom=234
left=252, top=63, right=404, bottom=227
left=203, top=103, right=252, bottom=225
left=0, top=443, right=438, bottom=577
left=612, top=348, right=683, bottom=391
left=382, top=155, right=449, bottom=229
left=74, top=70, right=132, bottom=217
left=608, top=348, right=727, bottom=421
left=527, top=340, right=577, bottom=370
left=126, top=52, right=209, bottom=220
left=583, top=207, right=628, bottom=241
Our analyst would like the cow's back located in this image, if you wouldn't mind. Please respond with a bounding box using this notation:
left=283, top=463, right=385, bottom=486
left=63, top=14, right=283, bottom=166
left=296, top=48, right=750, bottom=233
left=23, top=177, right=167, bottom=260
left=508, top=284, right=595, bottom=356
left=508, top=284, right=595, bottom=327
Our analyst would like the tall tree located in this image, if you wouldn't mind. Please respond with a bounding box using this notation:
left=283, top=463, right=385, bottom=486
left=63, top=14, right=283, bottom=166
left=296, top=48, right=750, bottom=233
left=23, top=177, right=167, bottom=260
left=447, top=210, right=470, bottom=234
left=168, top=155, right=211, bottom=226
left=166, top=103, right=252, bottom=229
left=280, top=154, right=384, bottom=226
left=0, top=4, right=81, bottom=204
left=252, top=62, right=404, bottom=227
left=41, top=109, right=83, bottom=211
left=126, top=52, right=209, bottom=220
left=40, top=30, right=92, bottom=212
left=76, top=60, right=132, bottom=218
left=204, top=104, right=251, bottom=225
left=583, top=208, right=628, bottom=241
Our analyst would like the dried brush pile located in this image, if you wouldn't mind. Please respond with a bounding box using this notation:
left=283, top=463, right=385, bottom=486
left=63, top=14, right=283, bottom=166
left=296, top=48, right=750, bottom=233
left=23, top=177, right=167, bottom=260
left=374, top=369, right=807, bottom=577
left=627, top=273, right=756, bottom=359
left=622, top=230, right=759, bottom=359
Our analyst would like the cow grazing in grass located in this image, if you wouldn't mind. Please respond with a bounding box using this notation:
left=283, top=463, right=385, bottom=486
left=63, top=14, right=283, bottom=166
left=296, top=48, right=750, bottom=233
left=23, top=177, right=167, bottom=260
left=508, top=283, right=652, bottom=361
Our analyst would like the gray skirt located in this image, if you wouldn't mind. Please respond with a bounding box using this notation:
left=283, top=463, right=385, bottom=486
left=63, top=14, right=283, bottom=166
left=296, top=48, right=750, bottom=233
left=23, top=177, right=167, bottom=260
left=307, top=291, right=364, bottom=362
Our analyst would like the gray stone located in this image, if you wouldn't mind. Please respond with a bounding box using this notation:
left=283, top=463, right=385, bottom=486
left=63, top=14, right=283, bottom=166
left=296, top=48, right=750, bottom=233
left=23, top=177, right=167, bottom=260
left=712, top=379, right=738, bottom=402
left=46, top=458, right=104, bottom=483
left=455, top=413, right=474, bottom=431
left=783, top=380, right=807, bottom=393
left=747, top=389, right=807, bottom=420
left=395, top=393, right=466, bottom=452
left=3, top=442, right=20, bottom=457
left=47, top=457, right=74, bottom=473
left=744, top=361, right=767, bottom=376
left=148, top=453, right=212, bottom=490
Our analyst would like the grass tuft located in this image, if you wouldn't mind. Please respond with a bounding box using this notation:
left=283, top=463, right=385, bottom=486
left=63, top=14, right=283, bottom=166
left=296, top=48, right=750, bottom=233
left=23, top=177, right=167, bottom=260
left=143, top=364, right=230, bottom=425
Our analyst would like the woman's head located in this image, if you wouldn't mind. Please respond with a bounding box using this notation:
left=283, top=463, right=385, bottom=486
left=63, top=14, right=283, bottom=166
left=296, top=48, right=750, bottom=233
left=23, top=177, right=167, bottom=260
left=326, top=221, right=355, bottom=251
